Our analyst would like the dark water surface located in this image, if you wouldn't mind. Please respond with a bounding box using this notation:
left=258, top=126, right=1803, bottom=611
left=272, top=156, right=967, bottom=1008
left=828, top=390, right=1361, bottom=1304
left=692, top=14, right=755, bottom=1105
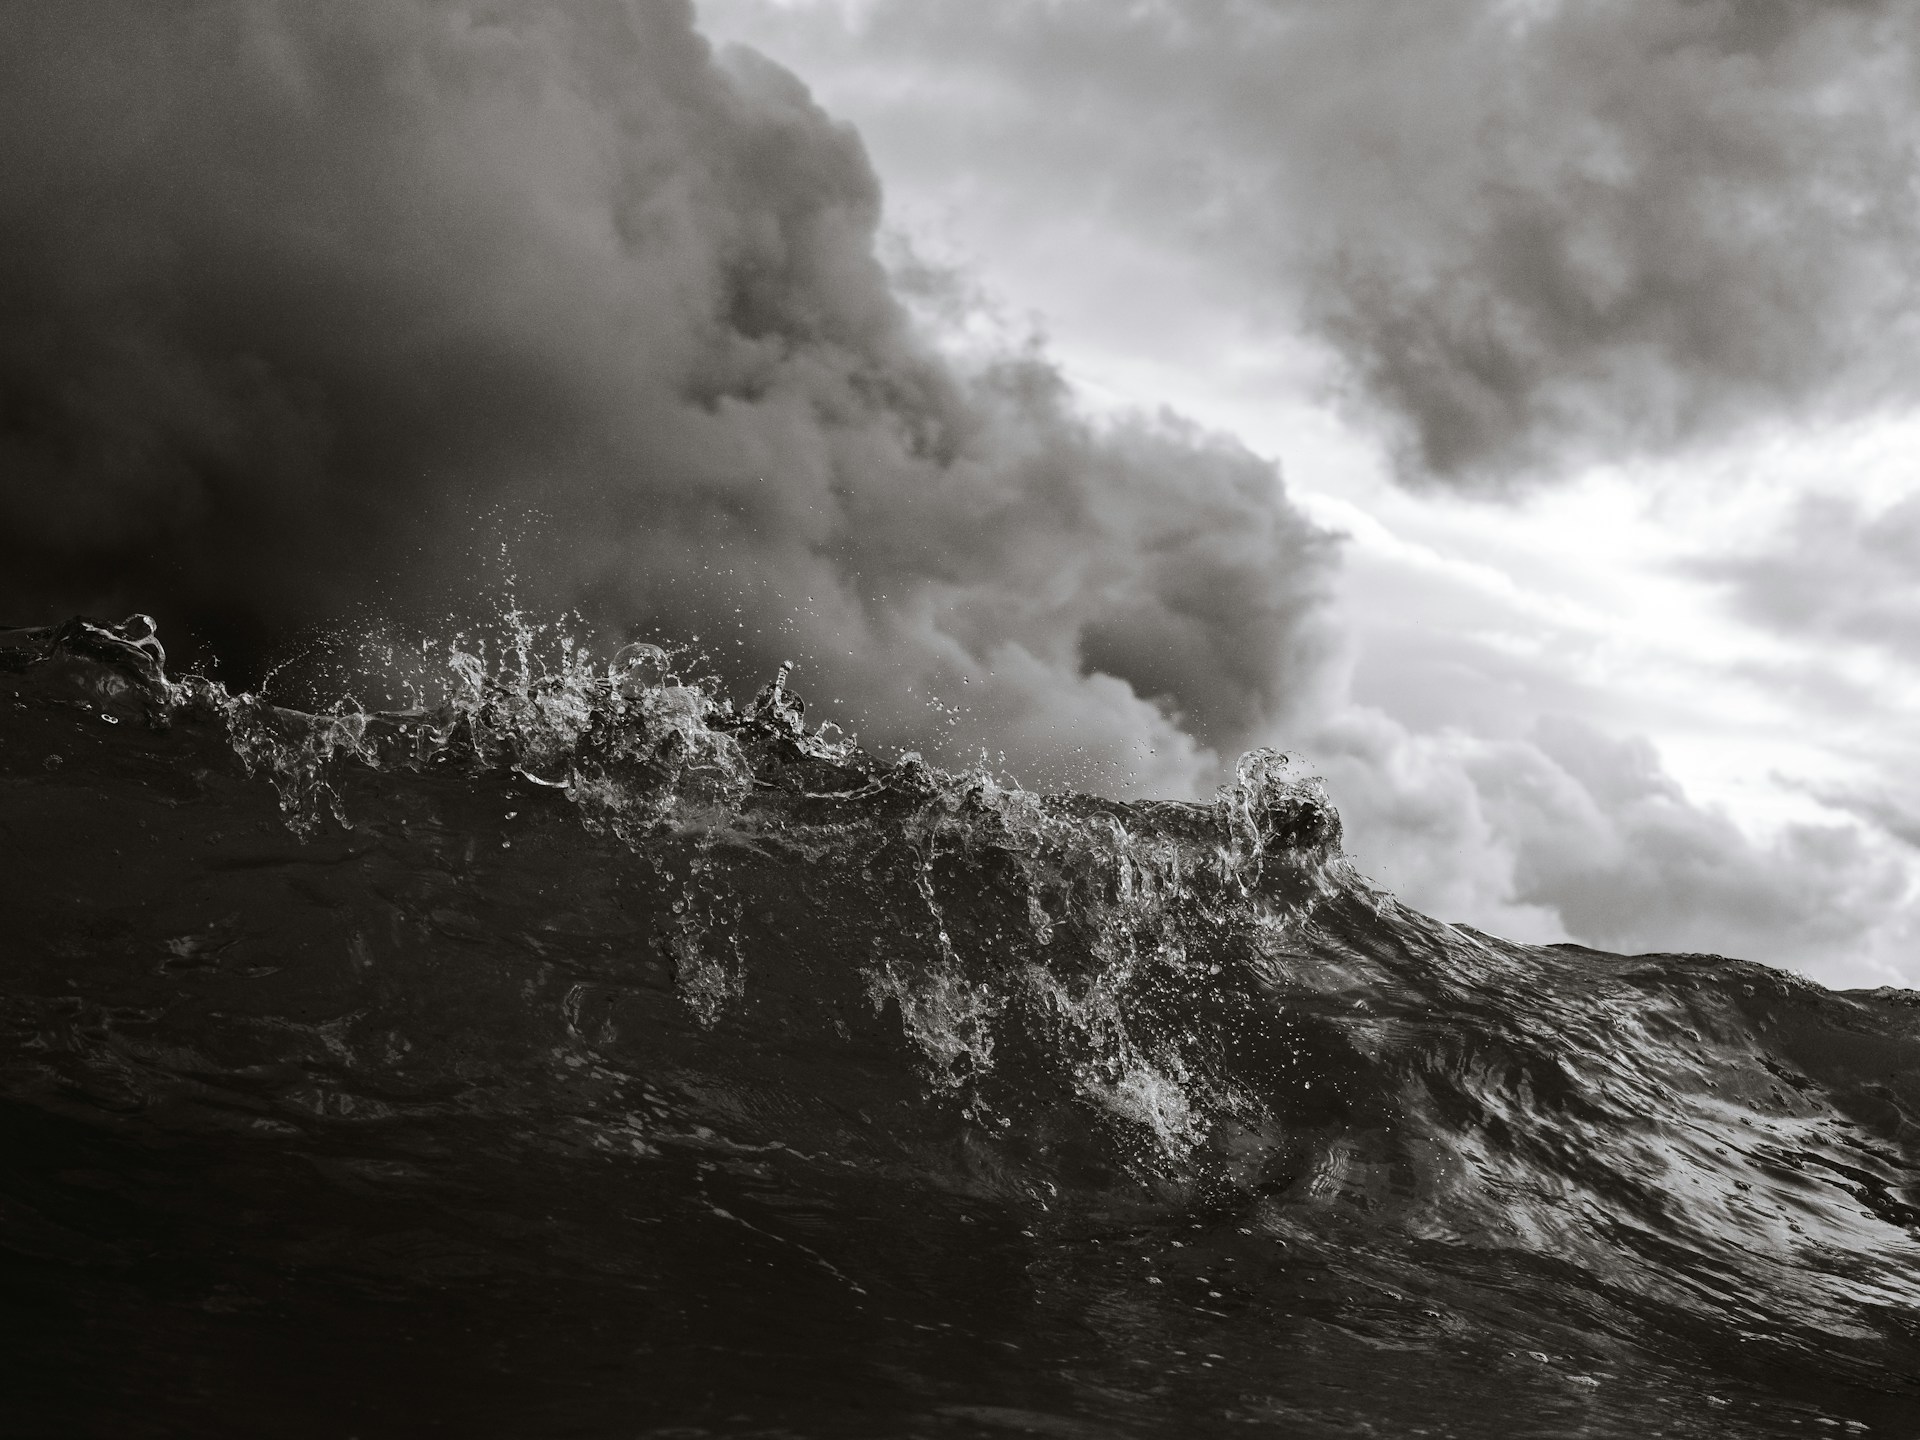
left=3, top=617, right=1918, bottom=1438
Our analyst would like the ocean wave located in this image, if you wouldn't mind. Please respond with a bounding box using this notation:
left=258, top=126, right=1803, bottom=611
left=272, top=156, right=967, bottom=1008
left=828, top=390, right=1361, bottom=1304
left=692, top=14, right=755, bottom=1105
left=3, top=614, right=1917, bottom=1437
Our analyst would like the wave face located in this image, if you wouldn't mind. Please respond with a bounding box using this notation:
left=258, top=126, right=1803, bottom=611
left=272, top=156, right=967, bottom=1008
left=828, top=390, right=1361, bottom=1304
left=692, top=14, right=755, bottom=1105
left=3, top=615, right=1919, bottom=1439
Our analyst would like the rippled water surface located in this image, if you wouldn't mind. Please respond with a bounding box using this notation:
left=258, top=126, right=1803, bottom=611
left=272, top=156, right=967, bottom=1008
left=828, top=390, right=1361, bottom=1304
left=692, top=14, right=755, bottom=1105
left=3, top=617, right=1918, bottom=1438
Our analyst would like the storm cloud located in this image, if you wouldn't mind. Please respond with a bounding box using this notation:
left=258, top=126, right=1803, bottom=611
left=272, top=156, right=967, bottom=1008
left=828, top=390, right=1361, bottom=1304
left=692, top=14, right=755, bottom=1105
left=710, top=0, right=1920, bottom=483
left=11, top=0, right=1913, bottom=977
left=0, top=0, right=1337, bottom=792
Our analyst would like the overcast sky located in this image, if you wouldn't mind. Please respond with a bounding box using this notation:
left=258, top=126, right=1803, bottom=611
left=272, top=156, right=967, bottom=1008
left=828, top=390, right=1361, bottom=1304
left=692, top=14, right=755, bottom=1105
left=693, top=0, right=1920, bottom=988
left=4, top=1, right=1916, bottom=988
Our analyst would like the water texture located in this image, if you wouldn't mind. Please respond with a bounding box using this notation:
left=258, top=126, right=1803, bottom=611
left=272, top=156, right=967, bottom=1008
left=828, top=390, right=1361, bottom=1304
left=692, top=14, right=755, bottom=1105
left=2, top=616, right=1917, bottom=1438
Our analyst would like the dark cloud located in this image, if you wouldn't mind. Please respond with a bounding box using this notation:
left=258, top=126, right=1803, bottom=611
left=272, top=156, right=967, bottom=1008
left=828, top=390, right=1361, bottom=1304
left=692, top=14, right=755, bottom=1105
left=0, top=0, right=1337, bottom=792
left=1300, top=0, right=1920, bottom=481
left=714, top=0, right=1920, bottom=482
left=11, top=0, right=1905, bottom=972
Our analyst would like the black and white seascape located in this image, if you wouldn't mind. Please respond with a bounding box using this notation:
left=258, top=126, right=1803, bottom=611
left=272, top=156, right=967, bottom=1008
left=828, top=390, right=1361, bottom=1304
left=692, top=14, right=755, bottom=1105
left=3, top=5, right=1918, bottom=1437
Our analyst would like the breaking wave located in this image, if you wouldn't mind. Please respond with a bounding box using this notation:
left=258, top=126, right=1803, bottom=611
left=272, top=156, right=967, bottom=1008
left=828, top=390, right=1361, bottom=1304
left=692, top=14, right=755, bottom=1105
left=3, top=614, right=1917, bottom=1438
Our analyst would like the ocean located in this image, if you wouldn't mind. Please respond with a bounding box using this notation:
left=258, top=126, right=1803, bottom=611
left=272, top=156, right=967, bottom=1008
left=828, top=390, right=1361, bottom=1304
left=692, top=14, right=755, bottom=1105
left=3, top=615, right=1917, bottom=1438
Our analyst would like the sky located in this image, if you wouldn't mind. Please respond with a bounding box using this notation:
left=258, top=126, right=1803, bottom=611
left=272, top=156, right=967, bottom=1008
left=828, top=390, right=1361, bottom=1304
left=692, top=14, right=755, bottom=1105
left=2, top=1, right=1916, bottom=987
left=686, top=0, right=1920, bottom=989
